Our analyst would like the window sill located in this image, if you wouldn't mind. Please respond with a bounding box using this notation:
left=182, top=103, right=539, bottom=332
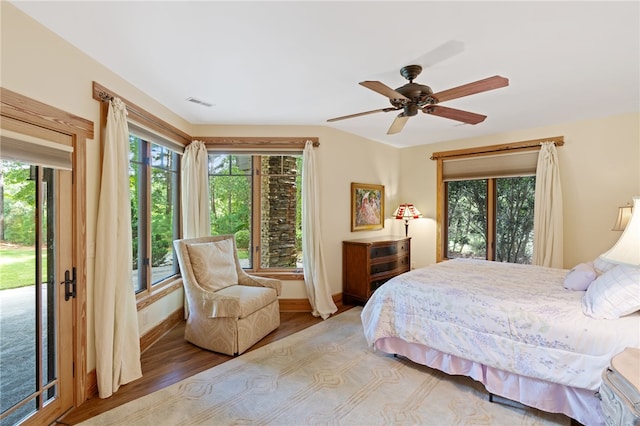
left=136, top=275, right=183, bottom=311
left=248, top=271, right=304, bottom=280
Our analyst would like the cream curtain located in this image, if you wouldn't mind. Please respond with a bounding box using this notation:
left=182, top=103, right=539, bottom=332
left=94, top=98, right=142, bottom=398
left=181, top=140, right=211, bottom=238
left=302, top=141, right=337, bottom=319
left=533, top=142, right=563, bottom=268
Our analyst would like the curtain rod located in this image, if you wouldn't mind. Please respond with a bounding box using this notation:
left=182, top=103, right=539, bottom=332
left=92, top=81, right=192, bottom=146
left=430, top=136, right=564, bottom=160
left=198, top=136, right=320, bottom=149
left=97, top=90, right=113, bottom=102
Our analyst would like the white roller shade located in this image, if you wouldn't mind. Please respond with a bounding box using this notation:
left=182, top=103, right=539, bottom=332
left=443, top=150, right=538, bottom=181
left=0, top=128, right=73, bottom=170
left=128, top=121, right=185, bottom=154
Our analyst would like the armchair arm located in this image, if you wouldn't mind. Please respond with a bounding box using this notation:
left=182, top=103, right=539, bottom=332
left=238, top=273, right=282, bottom=296
left=187, top=286, right=242, bottom=319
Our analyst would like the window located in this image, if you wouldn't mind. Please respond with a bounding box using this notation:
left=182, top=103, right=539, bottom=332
left=129, top=135, right=181, bottom=293
left=445, top=176, right=535, bottom=263
left=432, top=137, right=564, bottom=264
left=208, top=153, right=303, bottom=273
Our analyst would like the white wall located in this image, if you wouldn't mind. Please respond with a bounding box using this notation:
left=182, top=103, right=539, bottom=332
left=399, top=112, right=640, bottom=269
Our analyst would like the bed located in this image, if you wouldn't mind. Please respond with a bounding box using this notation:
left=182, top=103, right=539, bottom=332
left=361, top=258, right=640, bottom=425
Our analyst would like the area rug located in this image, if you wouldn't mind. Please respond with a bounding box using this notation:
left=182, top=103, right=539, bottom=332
left=80, top=307, right=570, bottom=425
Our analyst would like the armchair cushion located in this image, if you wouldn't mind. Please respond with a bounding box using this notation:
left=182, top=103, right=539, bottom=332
left=215, top=285, right=278, bottom=318
left=187, top=239, right=238, bottom=291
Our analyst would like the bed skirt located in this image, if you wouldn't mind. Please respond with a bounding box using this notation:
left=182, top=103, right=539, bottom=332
left=374, top=337, right=604, bottom=426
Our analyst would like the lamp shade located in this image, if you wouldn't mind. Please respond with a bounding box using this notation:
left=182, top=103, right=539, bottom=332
left=612, top=204, right=633, bottom=231
left=601, top=196, right=640, bottom=266
left=393, top=203, right=422, bottom=220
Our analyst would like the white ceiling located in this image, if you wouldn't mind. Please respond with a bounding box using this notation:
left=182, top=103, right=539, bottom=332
left=11, top=1, right=640, bottom=148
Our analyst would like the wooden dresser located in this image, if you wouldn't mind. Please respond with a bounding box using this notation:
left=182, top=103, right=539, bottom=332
left=342, top=236, right=410, bottom=305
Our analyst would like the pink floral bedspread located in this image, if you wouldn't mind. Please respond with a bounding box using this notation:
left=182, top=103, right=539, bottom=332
left=361, top=258, right=640, bottom=391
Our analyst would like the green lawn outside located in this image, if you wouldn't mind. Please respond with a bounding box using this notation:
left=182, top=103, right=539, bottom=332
left=0, top=247, right=41, bottom=291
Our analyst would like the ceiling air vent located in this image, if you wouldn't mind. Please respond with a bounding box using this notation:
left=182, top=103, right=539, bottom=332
left=186, top=97, right=214, bottom=107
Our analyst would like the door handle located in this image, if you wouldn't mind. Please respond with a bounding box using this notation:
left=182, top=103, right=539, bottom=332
left=61, top=268, right=76, bottom=301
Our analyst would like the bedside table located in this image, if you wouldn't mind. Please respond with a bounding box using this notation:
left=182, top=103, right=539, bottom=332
left=600, top=347, right=640, bottom=425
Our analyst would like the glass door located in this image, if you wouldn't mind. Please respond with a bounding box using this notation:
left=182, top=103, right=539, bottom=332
left=0, top=160, right=74, bottom=425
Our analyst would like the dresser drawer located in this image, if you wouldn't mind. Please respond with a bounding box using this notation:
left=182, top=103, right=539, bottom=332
left=370, top=256, right=410, bottom=276
left=370, top=241, right=409, bottom=259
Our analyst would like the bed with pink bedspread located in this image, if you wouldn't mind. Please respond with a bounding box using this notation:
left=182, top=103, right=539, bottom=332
left=361, top=258, right=640, bottom=425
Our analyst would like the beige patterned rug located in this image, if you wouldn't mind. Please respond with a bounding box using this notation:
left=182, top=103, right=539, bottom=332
left=80, top=307, right=570, bottom=425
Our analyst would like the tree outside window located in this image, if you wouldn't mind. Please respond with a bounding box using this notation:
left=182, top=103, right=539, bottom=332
left=208, top=153, right=302, bottom=272
left=445, top=176, right=535, bottom=264
left=129, top=136, right=180, bottom=293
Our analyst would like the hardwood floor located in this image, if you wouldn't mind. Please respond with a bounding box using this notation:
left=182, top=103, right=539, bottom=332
left=58, top=306, right=354, bottom=425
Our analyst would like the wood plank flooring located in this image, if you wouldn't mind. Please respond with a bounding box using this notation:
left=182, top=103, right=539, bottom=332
left=59, top=306, right=354, bottom=425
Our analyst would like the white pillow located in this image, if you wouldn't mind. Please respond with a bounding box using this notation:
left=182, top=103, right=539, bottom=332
left=582, top=265, right=640, bottom=319
left=564, top=262, right=597, bottom=291
left=186, top=239, right=238, bottom=292
left=593, top=256, right=618, bottom=275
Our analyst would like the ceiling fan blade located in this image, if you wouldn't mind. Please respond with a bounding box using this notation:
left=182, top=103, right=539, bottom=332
left=387, top=114, right=409, bottom=134
left=327, top=107, right=399, bottom=122
left=360, top=81, right=409, bottom=101
left=423, top=105, right=487, bottom=125
left=431, top=75, right=509, bottom=103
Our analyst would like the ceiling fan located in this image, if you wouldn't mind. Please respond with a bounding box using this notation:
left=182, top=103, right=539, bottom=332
left=327, top=65, right=509, bottom=135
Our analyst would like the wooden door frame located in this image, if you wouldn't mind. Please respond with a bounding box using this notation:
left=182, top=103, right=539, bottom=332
left=1, top=87, right=94, bottom=406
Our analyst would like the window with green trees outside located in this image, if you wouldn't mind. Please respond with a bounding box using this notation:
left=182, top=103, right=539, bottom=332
left=446, top=176, right=535, bottom=264
left=208, top=153, right=303, bottom=272
left=129, top=135, right=180, bottom=293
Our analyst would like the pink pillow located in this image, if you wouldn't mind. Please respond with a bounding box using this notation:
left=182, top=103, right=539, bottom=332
left=564, top=262, right=597, bottom=291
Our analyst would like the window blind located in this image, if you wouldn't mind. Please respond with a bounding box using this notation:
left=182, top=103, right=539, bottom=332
left=0, top=128, right=73, bottom=170
left=128, top=121, right=185, bottom=154
left=442, top=150, right=539, bottom=181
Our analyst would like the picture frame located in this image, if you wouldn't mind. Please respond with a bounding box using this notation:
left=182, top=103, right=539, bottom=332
left=351, top=182, right=384, bottom=232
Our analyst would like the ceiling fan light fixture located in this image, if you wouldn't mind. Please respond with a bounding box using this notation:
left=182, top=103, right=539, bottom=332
left=405, top=103, right=419, bottom=117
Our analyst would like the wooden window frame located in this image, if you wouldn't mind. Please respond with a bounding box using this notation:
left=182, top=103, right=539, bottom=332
left=431, top=137, right=564, bottom=262
left=203, top=148, right=313, bottom=280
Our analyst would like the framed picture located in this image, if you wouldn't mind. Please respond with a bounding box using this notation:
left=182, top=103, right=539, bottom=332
left=351, top=182, right=384, bottom=232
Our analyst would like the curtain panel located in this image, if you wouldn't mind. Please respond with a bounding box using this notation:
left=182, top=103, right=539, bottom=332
left=533, top=142, right=563, bottom=268
left=181, top=140, right=211, bottom=238
left=94, top=98, right=142, bottom=398
left=302, top=141, right=337, bottom=319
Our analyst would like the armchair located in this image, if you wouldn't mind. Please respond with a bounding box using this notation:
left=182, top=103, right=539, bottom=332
left=174, top=235, right=281, bottom=355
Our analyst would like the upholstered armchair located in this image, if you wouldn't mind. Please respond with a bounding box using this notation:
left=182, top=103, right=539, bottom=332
left=174, top=235, right=281, bottom=356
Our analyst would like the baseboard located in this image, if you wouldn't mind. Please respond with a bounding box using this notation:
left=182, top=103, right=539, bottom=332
left=279, top=293, right=343, bottom=312
left=84, top=369, right=97, bottom=401
left=83, top=307, right=184, bottom=401
left=140, top=308, right=184, bottom=353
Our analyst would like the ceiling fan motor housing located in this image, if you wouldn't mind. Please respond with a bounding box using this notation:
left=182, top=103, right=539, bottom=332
left=390, top=65, right=436, bottom=116
left=390, top=82, right=435, bottom=115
